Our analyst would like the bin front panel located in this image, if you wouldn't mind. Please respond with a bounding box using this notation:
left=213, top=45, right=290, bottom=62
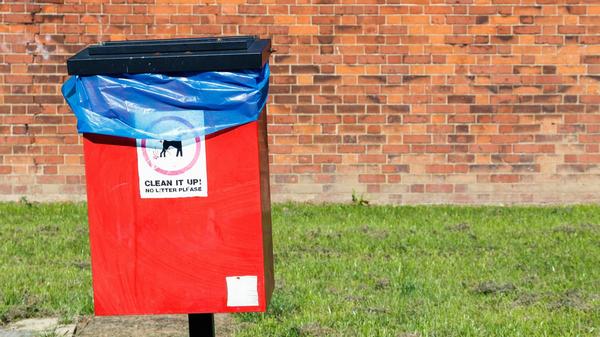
left=83, top=120, right=269, bottom=315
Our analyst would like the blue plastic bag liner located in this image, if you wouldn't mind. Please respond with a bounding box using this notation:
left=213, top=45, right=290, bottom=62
left=62, top=64, right=269, bottom=142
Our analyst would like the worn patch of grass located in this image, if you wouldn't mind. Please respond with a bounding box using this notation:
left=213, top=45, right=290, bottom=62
left=0, top=202, right=599, bottom=336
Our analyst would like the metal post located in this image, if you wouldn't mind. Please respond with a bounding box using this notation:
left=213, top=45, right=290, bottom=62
left=188, top=313, right=215, bottom=337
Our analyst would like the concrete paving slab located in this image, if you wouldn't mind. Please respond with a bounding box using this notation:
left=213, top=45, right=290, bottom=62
left=0, top=329, right=33, bottom=337
left=0, top=317, right=75, bottom=337
left=55, top=324, right=76, bottom=336
left=8, top=318, right=58, bottom=332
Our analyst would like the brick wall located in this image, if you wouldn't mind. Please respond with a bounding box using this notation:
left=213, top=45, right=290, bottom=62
left=1, top=0, right=600, bottom=204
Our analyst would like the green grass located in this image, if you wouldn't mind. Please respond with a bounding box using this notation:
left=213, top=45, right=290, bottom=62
left=0, top=202, right=599, bottom=336
left=0, top=201, right=92, bottom=324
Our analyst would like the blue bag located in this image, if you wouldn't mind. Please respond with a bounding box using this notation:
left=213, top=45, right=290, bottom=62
left=61, top=64, right=270, bottom=141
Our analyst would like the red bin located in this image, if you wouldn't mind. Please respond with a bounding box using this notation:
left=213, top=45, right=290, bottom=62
left=64, top=37, right=274, bottom=316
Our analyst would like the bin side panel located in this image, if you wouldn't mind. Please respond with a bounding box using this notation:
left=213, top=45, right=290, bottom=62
left=83, top=121, right=267, bottom=315
left=257, top=110, right=275, bottom=306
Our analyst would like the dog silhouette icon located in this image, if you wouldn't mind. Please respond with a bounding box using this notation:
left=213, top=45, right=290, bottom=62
left=160, top=140, right=183, bottom=157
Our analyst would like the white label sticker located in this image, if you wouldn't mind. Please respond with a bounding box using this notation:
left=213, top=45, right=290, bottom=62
left=136, top=119, right=208, bottom=199
left=226, top=276, right=259, bottom=307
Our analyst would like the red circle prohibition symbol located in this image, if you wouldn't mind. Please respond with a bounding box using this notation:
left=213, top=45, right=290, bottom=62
left=140, top=116, right=201, bottom=176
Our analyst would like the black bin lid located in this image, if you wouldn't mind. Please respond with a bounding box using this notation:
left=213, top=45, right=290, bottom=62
left=66, top=36, right=271, bottom=76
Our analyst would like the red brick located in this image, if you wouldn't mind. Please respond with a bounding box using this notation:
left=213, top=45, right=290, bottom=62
left=3, top=14, right=34, bottom=24
left=425, top=184, right=453, bottom=193
left=513, top=145, right=555, bottom=153
left=404, top=135, right=431, bottom=144
left=491, top=175, right=520, bottom=183
left=358, top=174, right=385, bottom=183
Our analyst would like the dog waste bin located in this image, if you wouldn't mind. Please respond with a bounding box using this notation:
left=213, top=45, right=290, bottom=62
left=61, top=36, right=274, bottom=317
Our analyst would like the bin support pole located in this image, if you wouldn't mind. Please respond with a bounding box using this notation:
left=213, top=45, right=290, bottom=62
left=188, top=313, right=215, bottom=337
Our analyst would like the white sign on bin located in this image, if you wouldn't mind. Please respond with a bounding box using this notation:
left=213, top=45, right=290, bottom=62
left=136, top=115, right=208, bottom=199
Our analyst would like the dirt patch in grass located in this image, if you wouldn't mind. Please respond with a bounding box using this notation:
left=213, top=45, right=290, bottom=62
left=445, top=223, right=477, bottom=240
left=474, top=282, right=516, bottom=295
left=549, top=290, right=590, bottom=311
left=553, top=223, right=600, bottom=234
left=307, top=228, right=342, bottom=240
left=553, top=225, right=579, bottom=234
left=580, top=223, right=600, bottom=232
left=344, top=294, right=365, bottom=303
left=75, top=314, right=237, bottom=337
left=37, top=224, right=60, bottom=234
left=363, top=307, right=390, bottom=315
left=361, top=225, right=389, bottom=240
left=298, top=322, right=334, bottom=336
left=1, top=305, right=38, bottom=325
left=513, top=292, right=541, bottom=307
left=375, top=278, right=390, bottom=290
left=445, top=223, right=471, bottom=232
left=75, top=315, right=188, bottom=337
left=0, top=295, right=46, bottom=324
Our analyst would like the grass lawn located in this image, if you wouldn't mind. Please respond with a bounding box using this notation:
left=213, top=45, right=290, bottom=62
left=0, top=202, right=599, bottom=336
